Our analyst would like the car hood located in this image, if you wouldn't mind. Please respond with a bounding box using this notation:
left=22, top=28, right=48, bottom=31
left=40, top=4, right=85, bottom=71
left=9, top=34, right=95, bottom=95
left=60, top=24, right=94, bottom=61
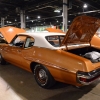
left=61, top=15, right=100, bottom=46
left=0, top=26, right=25, bottom=43
left=46, top=27, right=64, bottom=33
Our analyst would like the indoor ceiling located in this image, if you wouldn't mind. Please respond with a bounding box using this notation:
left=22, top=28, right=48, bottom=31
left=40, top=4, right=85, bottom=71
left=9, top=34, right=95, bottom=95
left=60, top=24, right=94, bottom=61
left=0, top=0, right=100, bottom=28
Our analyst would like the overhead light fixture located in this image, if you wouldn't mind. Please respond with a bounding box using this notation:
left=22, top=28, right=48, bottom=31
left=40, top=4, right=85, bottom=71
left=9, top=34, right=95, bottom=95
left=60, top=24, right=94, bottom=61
left=68, top=20, right=70, bottom=23
left=9, top=21, right=12, bottom=23
left=6, top=21, right=12, bottom=23
left=37, top=16, right=40, bottom=19
left=54, top=9, right=60, bottom=13
left=83, top=4, right=88, bottom=8
left=26, top=16, right=29, bottom=19
left=15, top=19, right=17, bottom=21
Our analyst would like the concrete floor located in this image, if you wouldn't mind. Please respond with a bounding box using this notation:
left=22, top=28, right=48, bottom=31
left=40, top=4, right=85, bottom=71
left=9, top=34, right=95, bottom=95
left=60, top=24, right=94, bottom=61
left=0, top=64, right=100, bottom=100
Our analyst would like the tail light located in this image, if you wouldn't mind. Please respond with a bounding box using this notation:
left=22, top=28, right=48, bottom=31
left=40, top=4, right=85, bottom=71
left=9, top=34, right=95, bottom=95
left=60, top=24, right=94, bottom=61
left=77, top=69, right=100, bottom=85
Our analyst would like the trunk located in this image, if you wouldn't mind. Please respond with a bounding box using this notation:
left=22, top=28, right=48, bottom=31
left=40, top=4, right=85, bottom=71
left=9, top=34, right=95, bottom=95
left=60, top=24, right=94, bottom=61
left=68, top=46, right=100, bottom=63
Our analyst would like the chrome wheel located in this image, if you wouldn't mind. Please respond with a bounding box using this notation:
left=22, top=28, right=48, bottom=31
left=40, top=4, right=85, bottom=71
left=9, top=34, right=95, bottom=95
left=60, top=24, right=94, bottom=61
left=35, top=66, right=48, bottom=86
left=34, top=64, right=55, bottom=88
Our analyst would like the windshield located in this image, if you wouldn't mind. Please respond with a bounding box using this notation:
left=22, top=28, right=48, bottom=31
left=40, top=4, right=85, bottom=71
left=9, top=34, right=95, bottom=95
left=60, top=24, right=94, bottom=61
left=45, top=35, right=65, bottom=47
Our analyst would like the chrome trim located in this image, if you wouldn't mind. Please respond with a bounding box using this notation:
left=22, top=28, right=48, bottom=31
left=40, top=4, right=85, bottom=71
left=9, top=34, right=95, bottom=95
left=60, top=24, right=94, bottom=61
left=78, top=78, right=99, bottom=85
left=77, top=68, right=100, bottom=85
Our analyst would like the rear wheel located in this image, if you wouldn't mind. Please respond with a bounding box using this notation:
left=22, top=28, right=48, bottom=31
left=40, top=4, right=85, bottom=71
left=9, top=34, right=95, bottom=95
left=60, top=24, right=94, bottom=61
left=34, top=64, right=55, bottom=88
left=0, top=54, right=6, bottom=65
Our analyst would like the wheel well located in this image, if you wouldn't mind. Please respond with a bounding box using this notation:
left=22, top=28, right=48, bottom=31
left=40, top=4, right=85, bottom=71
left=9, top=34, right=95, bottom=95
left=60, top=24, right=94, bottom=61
left=30, top=62, right=39, bottom=73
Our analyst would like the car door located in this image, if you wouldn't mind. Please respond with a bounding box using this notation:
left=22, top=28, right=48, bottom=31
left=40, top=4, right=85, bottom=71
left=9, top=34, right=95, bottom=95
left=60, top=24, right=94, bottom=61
left=20, top=36, right=35, bottom=70
left=6, top=35, right=27, bottom=67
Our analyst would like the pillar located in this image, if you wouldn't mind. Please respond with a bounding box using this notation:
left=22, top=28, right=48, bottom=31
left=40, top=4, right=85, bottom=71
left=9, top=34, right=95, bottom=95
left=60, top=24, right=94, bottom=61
left=63, top=0, right=68, bottom=32
left=20, top=10, right=26, bottom=29
left=1, top=17, right=5, bottom=27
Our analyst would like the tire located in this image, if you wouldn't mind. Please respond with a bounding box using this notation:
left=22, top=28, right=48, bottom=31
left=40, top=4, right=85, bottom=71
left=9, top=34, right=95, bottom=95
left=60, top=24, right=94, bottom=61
left=0, top=54, right=6, bottom=65
left=34, top=64, right=55, bottom=88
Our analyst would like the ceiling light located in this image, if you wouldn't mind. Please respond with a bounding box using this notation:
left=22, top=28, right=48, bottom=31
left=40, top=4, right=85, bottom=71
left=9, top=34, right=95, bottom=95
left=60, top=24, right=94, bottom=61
left=83, top=4, right=88, bottom=8
left=37, top=16, right=40, bottom=19
left=15, top=19, right=17, bottom=21
left=26, top=16, right=29, bottom=19
left=57, top=20, right=59, bottom=22
left=54, top=9, right=60, bottom=13
left=9, top=21, right=12, bottom=23
left=68, top=20, right=70, bottom=23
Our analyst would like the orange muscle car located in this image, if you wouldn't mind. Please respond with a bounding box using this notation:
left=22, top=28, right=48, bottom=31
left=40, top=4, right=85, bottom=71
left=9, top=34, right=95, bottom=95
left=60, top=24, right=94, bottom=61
left=0, top=15, right=100, bottom=89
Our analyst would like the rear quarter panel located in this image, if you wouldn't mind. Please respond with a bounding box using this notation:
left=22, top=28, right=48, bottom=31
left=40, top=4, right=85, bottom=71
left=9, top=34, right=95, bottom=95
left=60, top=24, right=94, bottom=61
left=22, top=46, right=92, bottom=85
left=91, top=35, right=100, bottom=49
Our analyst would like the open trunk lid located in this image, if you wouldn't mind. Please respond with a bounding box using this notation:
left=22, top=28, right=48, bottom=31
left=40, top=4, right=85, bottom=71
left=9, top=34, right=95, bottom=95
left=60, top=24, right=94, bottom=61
left=62, top=15, right=100, bottom=46
left=0, top=26, right=25, bottom=43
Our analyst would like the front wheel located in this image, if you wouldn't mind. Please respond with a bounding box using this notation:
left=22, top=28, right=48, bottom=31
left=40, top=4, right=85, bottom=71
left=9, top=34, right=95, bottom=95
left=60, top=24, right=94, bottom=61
left=34, top=64, right=55, bottom=88
left=0, top=54, right=6, bottom=65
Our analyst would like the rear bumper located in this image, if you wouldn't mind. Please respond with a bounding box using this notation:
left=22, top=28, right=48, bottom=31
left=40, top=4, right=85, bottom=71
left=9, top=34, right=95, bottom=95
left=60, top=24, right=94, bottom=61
left=77, top=68, right=100, bottom=85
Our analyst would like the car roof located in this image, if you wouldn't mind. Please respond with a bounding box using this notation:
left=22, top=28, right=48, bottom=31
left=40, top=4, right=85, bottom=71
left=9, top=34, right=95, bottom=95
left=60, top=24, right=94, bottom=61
left=18, top=32, right=65, bottom=49
left=18, top=32, right=65, bottom=37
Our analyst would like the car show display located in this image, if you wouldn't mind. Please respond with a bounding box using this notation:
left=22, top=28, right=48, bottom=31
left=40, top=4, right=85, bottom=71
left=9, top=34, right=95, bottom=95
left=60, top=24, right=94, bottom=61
left=0, top=15, right=100, bottom=88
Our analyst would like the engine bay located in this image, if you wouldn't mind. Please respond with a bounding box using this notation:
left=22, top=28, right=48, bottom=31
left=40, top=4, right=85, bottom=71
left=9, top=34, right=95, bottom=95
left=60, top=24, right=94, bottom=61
left=68, top=47, right=100, bottom=63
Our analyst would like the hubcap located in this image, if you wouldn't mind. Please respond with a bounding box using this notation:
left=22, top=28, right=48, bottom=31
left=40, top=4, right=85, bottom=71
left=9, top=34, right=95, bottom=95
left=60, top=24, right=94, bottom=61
left=35, top=67, right=48, bottom=86
left=39, top=69, right=47, bottom=80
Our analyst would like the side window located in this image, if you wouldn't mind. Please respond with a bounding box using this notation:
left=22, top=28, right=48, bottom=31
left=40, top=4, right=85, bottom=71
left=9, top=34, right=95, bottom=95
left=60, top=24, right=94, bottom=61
left=0, top=38, right=7, bottom=43
left=12, top=35, right=27, bottom=47
left=24, top=37, right=34, bottom=48
left=0, top=32, right=7, bottom=43
left=0, top=32, right=4, bottom=38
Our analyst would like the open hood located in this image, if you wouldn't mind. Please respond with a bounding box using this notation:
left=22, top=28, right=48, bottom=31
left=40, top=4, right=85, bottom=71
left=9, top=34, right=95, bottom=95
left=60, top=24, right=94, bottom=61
left=0, top=26, right=25, bottom=43
left=46, top=27, right=64, bottom=33
left=62, top=15, right=100, bottom=46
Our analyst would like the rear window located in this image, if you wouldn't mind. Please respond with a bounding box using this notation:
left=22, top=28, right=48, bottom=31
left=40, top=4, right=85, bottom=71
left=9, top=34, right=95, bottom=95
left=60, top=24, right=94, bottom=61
left=45, top=35, right=64, bottom=47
